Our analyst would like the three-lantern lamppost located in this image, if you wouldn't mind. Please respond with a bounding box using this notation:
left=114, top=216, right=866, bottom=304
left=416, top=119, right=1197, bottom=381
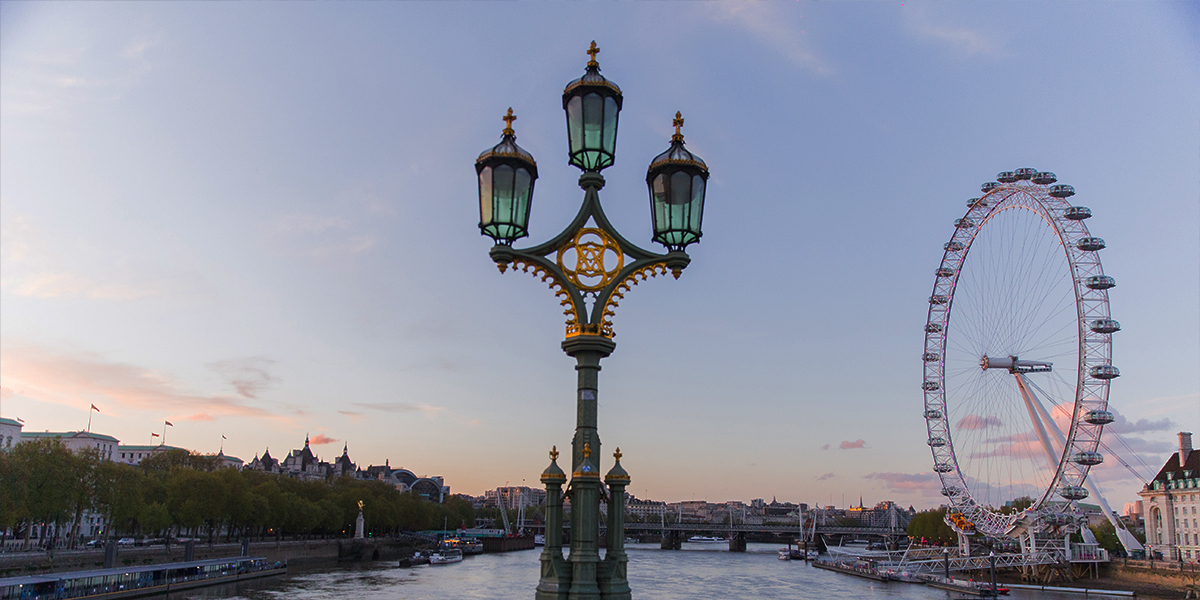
left=475, top=42, right=710, bottom=600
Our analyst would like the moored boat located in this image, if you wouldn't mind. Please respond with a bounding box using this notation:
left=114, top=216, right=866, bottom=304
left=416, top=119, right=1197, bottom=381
left=686, top=536, right=725, bottom=543
left=429, top=548, right=463, bottom=564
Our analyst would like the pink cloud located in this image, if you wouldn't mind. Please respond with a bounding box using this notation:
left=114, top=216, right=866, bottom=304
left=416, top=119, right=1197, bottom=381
left=0, top=339, right=294, bottom=422
left=816, top=472, right=836, bottom=481
left=310, top=433, right=337, bottom=445
left=186, top=413, right=215, bottom=422
left=840, top=439, right=866, bottom=450
left=864, top=472, right=940, bottom=495
left=957, top=414, right=1002, bottom=430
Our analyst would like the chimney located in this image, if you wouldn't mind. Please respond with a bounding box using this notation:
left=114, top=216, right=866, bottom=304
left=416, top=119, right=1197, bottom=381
left=1180, top=432, right=1193, bottom=466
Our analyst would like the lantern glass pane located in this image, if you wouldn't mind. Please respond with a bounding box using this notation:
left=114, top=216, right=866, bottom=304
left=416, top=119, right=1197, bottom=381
left=494, top=164, right=515, bottom=228
left=583, top=93, right=603, bottom=150
left=479, top=166, right=493, bottom=226
left=602, top=96, right=618, bottom=154
left=690, top=174, right=706, bottom=233
left=669, top=171, right=690, bottom=205
left=514, top=167, right=532, bottom=218
left=567, top=96, right=583, bottom=154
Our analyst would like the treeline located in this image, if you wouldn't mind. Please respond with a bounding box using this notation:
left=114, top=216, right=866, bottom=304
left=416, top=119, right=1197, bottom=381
left=0, top=439, right=475, bottom=549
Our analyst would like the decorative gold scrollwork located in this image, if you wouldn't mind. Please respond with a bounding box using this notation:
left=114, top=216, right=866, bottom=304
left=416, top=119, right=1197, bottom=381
left=500, top=258, right=580, bottom=334
left=557, top=228, right=624, bottom=292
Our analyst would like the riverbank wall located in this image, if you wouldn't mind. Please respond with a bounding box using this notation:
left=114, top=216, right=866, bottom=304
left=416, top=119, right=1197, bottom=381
left=0, top=539, right=350, bottom=577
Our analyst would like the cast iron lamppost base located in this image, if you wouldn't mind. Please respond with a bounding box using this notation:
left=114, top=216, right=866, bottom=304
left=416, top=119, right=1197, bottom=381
left=476, top=42, right=710, bottom=600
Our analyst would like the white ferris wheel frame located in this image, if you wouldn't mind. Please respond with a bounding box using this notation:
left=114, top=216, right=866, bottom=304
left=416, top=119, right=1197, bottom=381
left=922, top=175, right=1116, bottom=538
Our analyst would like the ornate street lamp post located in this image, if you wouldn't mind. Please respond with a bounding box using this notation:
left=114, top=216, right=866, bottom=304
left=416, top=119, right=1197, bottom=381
left=476, top=42, right=709, bottom=600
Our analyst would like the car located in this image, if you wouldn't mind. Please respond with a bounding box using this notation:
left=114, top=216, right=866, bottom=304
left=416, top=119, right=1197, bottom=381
left=85, top=540, right=104, bottom=547
left=116, top=538, right=136, bottom=546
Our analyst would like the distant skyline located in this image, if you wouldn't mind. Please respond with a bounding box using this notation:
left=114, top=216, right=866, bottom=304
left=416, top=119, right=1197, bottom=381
left=1, top=2, right=1196, bottom=510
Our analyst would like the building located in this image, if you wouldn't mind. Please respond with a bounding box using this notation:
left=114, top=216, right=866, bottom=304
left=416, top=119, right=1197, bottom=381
left=117, top=444, right=187, bottom=466
left=1138, top=432, right=1198, bottom=562
left=21, top=430, right=119, bottom=460
left=0, top=417, right=22, bottom=450
left=486, top=486, right=546, bottom=510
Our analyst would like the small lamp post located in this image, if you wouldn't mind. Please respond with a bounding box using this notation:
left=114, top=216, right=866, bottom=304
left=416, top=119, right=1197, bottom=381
left=476, top=42, right=710, bottom=600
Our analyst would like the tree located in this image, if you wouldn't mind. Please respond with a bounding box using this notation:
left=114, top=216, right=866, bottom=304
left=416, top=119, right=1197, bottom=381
left=906, top=507, right=956, bottom=544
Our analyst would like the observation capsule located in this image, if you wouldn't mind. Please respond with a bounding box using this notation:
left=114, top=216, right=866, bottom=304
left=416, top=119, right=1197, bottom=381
left=922, top=380, right=941, bottom=391
left=925, top=323, right=944, bottom=334
left=996, top=171, right=1017, bottom=183
left=1059, top=486, right=1089, bottom=501
left=940, top=486, right=960, bottom=496
left=1044, top=513, right=1073, bottom=526
left=1014, top=168, right=1037, bottom=180
left=1072, top=451, right=1104, bottom=466
left=929, top=295, right=948, bottom=305
left=934, top=463, right=953, bottom=473
left=923, top=352, right=940, bottom=362
left=924, top=408, right=943, bottom=419
left=1032, top=171, right=1058, bottom=184
left=1077, top=237, right=1106, bottom=251
left=967, top=197, right=987, bottom=208
left=944, top=241, right=964, bottom=252
left=1084, top=410, right=1115, bottom=425
left=1050, top=184, right=1076, bottom=198
left=1089, top=365, right=1120, bottom=380
left=1086, top=275, right=1116, bottom=290
left=936, top=267, right=955, bottom=277
left=955, top=218, right=976, bottom=229
left=1064, top=206, right=1091, bottom=220
left=981, top=182, right=1001, bottom=193
left=1090, top=319, right=1121, bottom=334
left=928, top=437, right=946, bottom=447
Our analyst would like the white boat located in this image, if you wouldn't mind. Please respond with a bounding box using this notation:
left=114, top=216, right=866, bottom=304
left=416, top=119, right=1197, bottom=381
left=428, top=548, right=463, bottom=564
left=534, top=534, right=545, bottom=546
left=778, top=549, right=792, bottom=560
left=687, top=536, right=725, bottom=543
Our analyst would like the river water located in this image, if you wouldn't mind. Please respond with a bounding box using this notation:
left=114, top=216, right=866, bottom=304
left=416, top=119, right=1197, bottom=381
left=155, top=542, right=1102, bottom=600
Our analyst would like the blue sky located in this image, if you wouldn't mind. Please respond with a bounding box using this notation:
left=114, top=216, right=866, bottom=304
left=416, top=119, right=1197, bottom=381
left=1, top=2, right=1196, bottom=510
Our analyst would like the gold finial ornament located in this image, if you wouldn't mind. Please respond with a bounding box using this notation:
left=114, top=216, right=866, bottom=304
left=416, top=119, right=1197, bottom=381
left=613, top=447, right=622, bottom=461
left=502, top=107, right=517, bottom=136
left=672, top=111, right=685, bottom=142
left=550, top=445, right=559, bottom=461
left=357, top=500, right=364, bottom=511
left=587, top=41, right=600, bottom=67
left=583, top=442, right=592, bottom=458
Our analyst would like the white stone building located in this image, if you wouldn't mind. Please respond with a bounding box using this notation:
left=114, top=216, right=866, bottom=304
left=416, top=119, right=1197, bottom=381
left=1139, top=432, right=1198, bottom=562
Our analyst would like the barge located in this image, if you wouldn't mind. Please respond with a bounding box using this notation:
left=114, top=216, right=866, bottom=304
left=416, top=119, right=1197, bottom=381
left=0, top=556, right=285, bottom=600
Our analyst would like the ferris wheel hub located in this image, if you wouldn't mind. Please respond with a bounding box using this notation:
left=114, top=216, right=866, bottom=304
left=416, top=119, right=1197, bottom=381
left=980, top=355, right=1053, bottom=373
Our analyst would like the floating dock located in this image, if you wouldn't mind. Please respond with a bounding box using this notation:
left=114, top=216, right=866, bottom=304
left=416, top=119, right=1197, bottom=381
left=0, top=556, right=285, bottom=600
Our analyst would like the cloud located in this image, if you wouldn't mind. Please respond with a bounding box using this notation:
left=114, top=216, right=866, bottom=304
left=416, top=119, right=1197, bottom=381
left=957, top=414, right=1003, bottom=430
left=0, top=339, right=293, bottom=422
left=310, top=433, right=337, bottom=445
left=840, top=439, right=866, bottom=450
left=1107, top=413, right=1174, bottom=434
left=186, top=413, right=215, bottom=422
left=0, top=387, right=13, bottom=400
left=13, top=272, right=158, bottom=300
left=864, top=472, right=940, bottom=495
left=354, top=402, right=443, bottom=416
left=821, top=444, right=831, bottom=451
left=207, top=357, right=279, bottom=399
left=902, top=6, right=1009, bottom=59
left=816, top=472, right=836, bottom=481
left=707, top=4, right=830, bottom=75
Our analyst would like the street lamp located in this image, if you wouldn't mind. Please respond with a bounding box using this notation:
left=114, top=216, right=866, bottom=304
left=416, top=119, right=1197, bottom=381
left=476, top=42, right=709, bottom=600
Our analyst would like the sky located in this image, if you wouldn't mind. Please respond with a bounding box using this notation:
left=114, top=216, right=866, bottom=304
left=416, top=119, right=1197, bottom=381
left=1, top=2, right=1197, bottom=511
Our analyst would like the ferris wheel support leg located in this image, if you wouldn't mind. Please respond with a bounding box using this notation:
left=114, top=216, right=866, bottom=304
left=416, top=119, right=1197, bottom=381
left=1015, top=374, right=1063, bottom=473
left=1020, top=376, right=1145, bottom=554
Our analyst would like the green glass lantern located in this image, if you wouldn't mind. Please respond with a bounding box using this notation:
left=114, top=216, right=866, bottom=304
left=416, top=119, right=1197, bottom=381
left=562, top=41, right=623, bottom=172
left=647, top=112, right=708, bottom=251
left=476, top=108, right=538, bottom=245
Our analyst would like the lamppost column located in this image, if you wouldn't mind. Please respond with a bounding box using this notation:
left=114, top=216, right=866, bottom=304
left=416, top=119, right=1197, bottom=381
left=600, top=451, right=631, bottom=599
left=562, top=335, right=612, bottom=600
left=538, top=449, right=570, bottom=600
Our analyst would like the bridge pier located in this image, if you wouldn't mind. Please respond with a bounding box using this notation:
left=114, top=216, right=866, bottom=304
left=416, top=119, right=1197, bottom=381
left=660, top=530, right=681, bottom=550
left=728, top=532, right=746, bottom=552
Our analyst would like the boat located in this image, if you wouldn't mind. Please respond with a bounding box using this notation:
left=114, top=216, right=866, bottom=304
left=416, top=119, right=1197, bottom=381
left=686, top=536, right=725, bottom=543
left=0, top=556, right=284, bottom=599
left=534, top=534, right=545, bottom=546
left=778, top=548, right=792, bottom=560
left=806, top=549, right=820, bottom=560
left=428, top=548, right=463, bottom=564
left=440, top=537, right=483, bottom=555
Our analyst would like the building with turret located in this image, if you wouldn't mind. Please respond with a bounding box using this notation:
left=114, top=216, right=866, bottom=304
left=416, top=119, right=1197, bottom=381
left=1139, top=432, right=1198, bottom=562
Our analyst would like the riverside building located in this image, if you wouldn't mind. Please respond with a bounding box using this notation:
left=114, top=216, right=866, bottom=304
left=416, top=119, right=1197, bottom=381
left=1139, top=432, right=1198, bottom=562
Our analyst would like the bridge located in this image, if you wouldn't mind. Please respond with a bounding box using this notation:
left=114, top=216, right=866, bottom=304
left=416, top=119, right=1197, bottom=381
left=519, top=521, right=908, bottom=552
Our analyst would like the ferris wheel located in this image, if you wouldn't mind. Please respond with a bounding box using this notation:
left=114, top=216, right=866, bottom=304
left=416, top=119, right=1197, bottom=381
left=922, top=168, right=1119, bottom=538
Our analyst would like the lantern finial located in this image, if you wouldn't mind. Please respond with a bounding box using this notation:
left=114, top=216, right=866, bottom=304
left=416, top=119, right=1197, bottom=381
left=586, top=41, right=600, bottom=68
left=502, top=108, right=516, bottom=136
left=672, top=111, right=684, bottom=142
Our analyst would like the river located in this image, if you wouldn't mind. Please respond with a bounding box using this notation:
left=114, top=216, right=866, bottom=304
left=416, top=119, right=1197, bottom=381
left=151, top=542, right=1104, bottom=599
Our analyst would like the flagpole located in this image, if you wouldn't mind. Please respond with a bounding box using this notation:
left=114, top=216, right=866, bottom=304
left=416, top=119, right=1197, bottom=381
left=162, top=422, right=166, bottom=446
left=88, top=410, right=92, bottom=433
